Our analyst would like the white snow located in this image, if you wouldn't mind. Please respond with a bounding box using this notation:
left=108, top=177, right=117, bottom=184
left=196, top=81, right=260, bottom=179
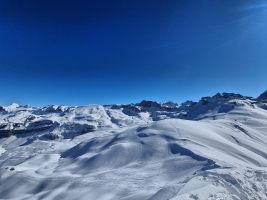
left=0, top=92, right=267, bottom=199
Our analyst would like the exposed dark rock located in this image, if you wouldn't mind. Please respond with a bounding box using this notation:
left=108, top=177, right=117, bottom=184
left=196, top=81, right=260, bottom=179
left=27, top=115, right=36, bottom=121
left=122, top=105, right=144, bottom=116
left=212, top=92, right=246, bottom=100
left=200, top=98, right=210, bottom=105
left=26, top=120, right=59, bottom=131
left=59, top=123, right=95, bottom=139
left=46, top=133, right=59, bottom=140
left=13, top=123, right=23, bottom=128
left=258, top=91, right=267, bottom=102
left=0, top=123, right=8, bottom=129
left=162, top=101, right=178, bottom=108
left=0, top=106, right=6, bottom=113
left=137, top=100, right=161, bottom=108
left=0, top=130, right=13, bottom=138
left=39, top=105, right=70, bottom=114
left=110, top=104, right=121, bottom=109
left=0, top=90, right=266, bottom=139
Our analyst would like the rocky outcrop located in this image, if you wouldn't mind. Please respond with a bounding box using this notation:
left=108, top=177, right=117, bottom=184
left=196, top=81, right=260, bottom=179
left=0, top=90, right=266, bottom=138
left=258, top=91, right=267, bottom=102
left=0, top=120, right=59, bottom=138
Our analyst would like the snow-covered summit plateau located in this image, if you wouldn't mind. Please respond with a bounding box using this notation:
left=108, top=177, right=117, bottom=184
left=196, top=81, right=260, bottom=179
left=1, top=91, right=267, bottom=200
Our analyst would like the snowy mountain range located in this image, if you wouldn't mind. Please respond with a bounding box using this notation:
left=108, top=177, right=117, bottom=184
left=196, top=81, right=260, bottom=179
left=1, top=91, right=267, bottom=200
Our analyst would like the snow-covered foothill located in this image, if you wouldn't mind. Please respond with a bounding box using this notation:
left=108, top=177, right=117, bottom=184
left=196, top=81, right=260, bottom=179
left=0, top=91, right=267, bottom=199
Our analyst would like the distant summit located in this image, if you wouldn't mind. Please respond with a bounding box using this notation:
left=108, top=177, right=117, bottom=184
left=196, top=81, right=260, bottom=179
left=0, top=90, right=266, bottom=139
left=1, top=90, right=267, bottom=199
left=258, top=90, right=267, bottom=101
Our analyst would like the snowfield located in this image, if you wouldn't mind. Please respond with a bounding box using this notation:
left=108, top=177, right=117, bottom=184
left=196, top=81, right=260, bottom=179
left=1, top=91, right=267, bottom=200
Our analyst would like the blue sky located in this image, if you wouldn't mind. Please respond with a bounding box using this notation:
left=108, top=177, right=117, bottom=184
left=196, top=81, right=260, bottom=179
left=0, top=0, right=266, bottom=106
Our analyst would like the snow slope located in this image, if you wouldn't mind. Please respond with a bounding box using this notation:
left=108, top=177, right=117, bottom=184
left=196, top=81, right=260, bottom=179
left=0, top=92, right=267, bottom=199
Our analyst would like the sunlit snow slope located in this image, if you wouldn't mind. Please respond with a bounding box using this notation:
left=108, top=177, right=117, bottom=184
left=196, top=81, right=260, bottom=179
left=1, top=91, right=267, bottom=200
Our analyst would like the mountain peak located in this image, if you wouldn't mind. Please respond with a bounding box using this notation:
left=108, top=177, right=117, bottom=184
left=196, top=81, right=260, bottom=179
left=258, top=90, right=267, bottom=101
left=212, top=92, right=245, bottom=100
left=4, top=103, right=20, bottom=112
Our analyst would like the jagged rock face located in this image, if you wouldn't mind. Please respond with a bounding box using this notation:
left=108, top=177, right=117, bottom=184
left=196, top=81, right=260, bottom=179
left=26, top=120, right=59, bottom=132
left=0, top=91, right=267, bottom=200
left=41, top=105, right=70, bottom=113
left=121, top=105, right=145, bottom=116
left=162, top=101, right=178, bottom=108
left=176, top=92, right=253, bottom=120
left=0, top=120, right=59, bottom=138
left=137, top=100, right=161, bottom=108
left=258, top=91, right=267, bottom=101
left=0, top=91, right=266, bottom=138
left=51, top=123, right=96, bottom=139
left=212, top=92, right=246, bottom=100
left=0, top=106, right=6, bottom=113
left=1, top=100, right=267, bottom=199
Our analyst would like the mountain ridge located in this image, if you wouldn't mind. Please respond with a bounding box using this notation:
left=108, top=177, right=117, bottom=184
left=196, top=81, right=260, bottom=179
left=0, top=90, right=267, bottom=199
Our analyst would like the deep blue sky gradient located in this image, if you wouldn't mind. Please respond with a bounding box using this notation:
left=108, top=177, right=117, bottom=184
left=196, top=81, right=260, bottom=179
left=0, top=0, right=266, bottom=106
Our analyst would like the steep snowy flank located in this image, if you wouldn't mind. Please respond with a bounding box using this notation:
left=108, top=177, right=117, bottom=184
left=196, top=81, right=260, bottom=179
left=0, top=91, right=267, bottom=200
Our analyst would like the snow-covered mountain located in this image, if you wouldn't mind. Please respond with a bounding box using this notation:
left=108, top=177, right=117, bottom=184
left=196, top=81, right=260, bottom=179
left=1, top=91, right=267, bottom=200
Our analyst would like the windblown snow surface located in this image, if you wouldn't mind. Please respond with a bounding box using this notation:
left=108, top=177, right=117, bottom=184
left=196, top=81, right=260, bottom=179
left=1, top=91, right=267, bottom=200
